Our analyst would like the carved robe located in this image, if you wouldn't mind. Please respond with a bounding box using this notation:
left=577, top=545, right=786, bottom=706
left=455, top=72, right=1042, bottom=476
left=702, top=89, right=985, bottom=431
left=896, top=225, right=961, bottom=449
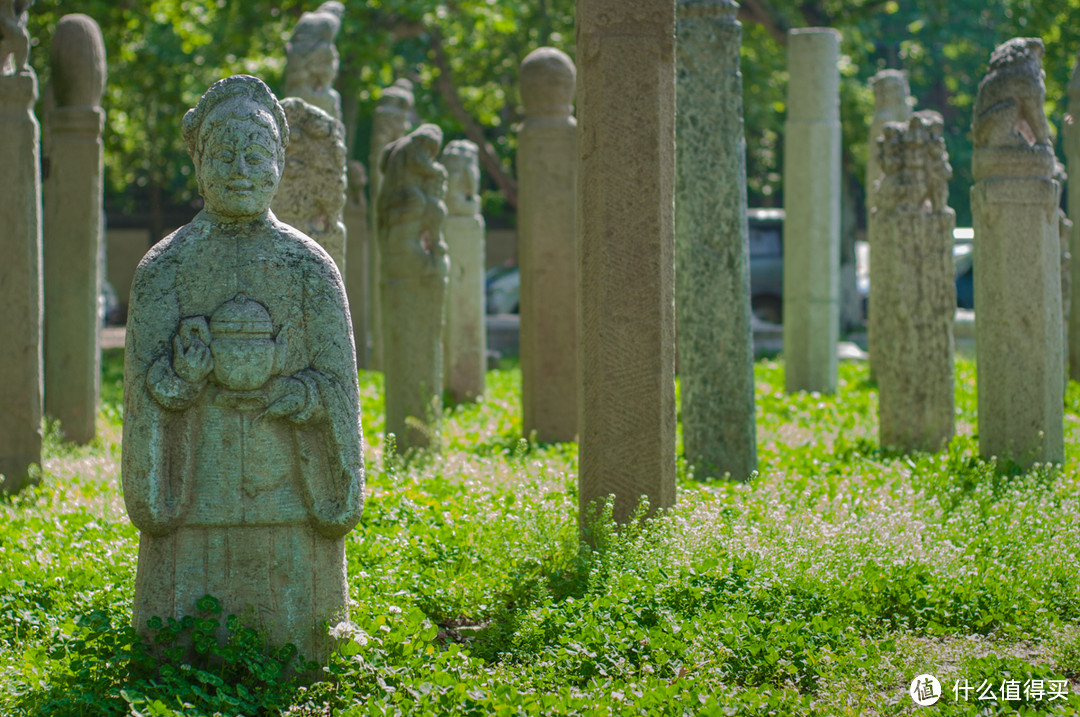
left=122, top=211, right=364, bottom=661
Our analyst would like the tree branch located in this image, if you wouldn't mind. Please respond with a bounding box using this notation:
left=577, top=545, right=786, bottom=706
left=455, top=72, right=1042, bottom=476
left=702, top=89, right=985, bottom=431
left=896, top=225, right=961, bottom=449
left=738, top=0, right=789, bottom=45
left=429, top=29, right=519, bottom=209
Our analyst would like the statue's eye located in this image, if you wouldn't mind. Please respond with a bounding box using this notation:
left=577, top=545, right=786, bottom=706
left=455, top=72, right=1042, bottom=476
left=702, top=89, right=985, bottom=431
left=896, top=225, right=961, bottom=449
left=245, top=152, right=265, bottom=165
left=214, top=149, right=236, bottom=163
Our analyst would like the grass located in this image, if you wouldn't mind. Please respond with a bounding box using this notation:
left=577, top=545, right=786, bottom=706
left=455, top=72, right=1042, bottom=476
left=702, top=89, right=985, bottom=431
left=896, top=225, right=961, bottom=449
left=3, top=351, right=1080, bottom=715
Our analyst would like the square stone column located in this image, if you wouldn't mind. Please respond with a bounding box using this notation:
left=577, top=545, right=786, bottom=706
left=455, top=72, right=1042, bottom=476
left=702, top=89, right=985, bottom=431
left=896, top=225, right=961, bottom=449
left=782, top=28, right=841, bottom=394
left=577, top=0, right=677, bottom=526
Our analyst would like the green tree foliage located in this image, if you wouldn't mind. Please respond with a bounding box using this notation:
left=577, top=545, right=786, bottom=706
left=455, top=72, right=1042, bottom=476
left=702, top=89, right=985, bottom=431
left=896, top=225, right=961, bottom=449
left=26, top=0, right=1080, bottom=232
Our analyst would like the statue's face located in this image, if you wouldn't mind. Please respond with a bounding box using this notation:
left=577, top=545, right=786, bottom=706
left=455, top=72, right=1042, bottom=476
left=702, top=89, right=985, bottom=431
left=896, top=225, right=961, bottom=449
left=199, top=110, right=282, bottom=219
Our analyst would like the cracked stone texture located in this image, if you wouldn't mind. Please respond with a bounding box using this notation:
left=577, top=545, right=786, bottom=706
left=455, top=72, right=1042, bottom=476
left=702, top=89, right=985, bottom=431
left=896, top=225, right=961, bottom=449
left=871, top=112, right=956, bottom=452
left=378, top=124, right=449, bottom=453
left=368, top=79, right=413, bottom=370
left=122, top=76, right=364, bottom=666
left=972, top=38, right=1063, bottom=467
left=43, top=13, right=106, bottom=445
left=271, top=97, right=347, bottom=276
left=0, top=34, right=42, bottom=493
left=518, top=46, right=578, bottom=443
left=782, top=28, right=841, bottom=394
left=441, top=139, right=486, bottom=403
left=576, top=0, right=677, bottom=525
left=675, top=0, right=756, bottom=481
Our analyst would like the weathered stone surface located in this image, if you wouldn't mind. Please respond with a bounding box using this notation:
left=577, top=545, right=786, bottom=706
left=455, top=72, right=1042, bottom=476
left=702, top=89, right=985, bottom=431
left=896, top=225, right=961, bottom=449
left=871, top=112, right=955, bottom=452
left=344, top=160, right=370, bottom=366
left=284, top=1, right=343, bottom=120
left=577, top=0, right=677, bottom=525
left=122, top=76, right=364, bottom=664
left=441, top=139, right=486, bottom=403
left=675, top=0, right=756, bottom=481
left=271, top=97, right=347, bottom=274
left=0, top=3, right=41, bottom=493
left=517, top=47, right=578, bottom=443
left=368, top=79, right=414, bottom=370
left=783, top=28, right=841, bottom=394
left=378, top=124, right=449, bottom=452
left=43, top=13, right=105, bottom=445
left=972, top=38, right=1063, bottom=467
left=1066, top=52, right=1080, bottom=381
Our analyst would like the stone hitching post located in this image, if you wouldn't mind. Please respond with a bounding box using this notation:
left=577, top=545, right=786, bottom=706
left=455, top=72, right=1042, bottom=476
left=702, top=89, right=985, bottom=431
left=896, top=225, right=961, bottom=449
left=517, top=47, right=578, bottom=443
left=368, top=80, right=414, bottom=370
left=345, top=161, right=370, bottom=366
left=972, top=38, right=1064, bottom=467
left=43, top=14, right=105, bottom=445
left=441, top=139, right=486, bottom=403
left=378, top=124, right=449, bottom=453
left=284, top=1, right=344, bottom=120
left=0, top=0, right=43, bottom=493
left=1066, top=53, right=1080, bottom=382
left=270, top=97, right=348, bottom=274
left=871, top=112, right=956, bottom=452
left=577, top=0, right=677, bottom=525
left=122, top=76, right=364, bottom=664
left=782, top=28, right=841, bottom=394
left=675, top=0, right=756, bottom=481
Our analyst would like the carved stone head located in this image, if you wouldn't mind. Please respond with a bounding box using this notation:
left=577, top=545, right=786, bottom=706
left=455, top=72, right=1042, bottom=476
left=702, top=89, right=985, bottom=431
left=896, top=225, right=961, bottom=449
left=182, top=75, right=289, bottom=220
left=441, top=139, right=480, bottom=217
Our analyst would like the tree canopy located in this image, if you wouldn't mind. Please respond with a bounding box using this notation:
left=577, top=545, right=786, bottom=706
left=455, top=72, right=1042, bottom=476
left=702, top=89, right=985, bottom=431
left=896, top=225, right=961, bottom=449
left=26, top=0, right=1080, bottom=236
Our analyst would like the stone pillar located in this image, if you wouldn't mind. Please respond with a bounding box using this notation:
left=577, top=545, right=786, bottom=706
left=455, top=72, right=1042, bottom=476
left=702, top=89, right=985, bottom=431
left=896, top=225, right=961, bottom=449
left=0, top=7, right=43, bottom=493
left=674, top=0, right=755, bottom=480
left=42, top=15, right=106, bottom=446
left=1066, top=53, right=1080, bottom=381
left=872, top=112, right=955, bottom=452
left=440, top=140, right=486, bottom=403
left=866, top=70, right=912, bottom=379
left=270, top=97, right=348, bottom=274
left=782, top=28, right=841, bottom=394
left=518, top=47, right=578, bottom=443
left=379, top=125, right=449, bottom=453
left=972, top=37, right=1063, bottom=467
left=577, top=0, right=677, bottom=525
left=368, top=80, right=414, bottom=370
left=344, top=161, right=370, bottom=367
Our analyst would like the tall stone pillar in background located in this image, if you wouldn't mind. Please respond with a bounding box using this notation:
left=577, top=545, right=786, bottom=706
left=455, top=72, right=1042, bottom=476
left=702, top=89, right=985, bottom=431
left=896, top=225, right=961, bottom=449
left=866, top=70, right=912, bottom=379
left=0, top=4, right=43, bottom=492
left=345, top=161, right=370, bottom=366
left=368, top=80, right=414, bottom=370
left=872, top=112, right=955, bottom=452
left=43, top=14, right=106, bottom=445
left=782, top=28, right=841, bottom=394
left=675, top=0, right=755, bottom=481
left=577, top=0, right=677, bottom=525
left=441, top=140, right=486, bottom=403
left=1066, top=53, right=1080, bottom=381
left=517, top=47, right=578, bottom=443
left=972, top=38, right=1063, bottom=467
left=270, top=98, right=348, bottom=274
left=379, top=125, right=449, bottom=453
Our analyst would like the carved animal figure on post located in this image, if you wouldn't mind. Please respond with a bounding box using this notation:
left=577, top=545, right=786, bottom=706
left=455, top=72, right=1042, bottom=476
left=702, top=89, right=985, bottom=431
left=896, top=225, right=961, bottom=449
left=972, top=37, right=1052, bottom=150
left=0, top=0, right=33, bottom=75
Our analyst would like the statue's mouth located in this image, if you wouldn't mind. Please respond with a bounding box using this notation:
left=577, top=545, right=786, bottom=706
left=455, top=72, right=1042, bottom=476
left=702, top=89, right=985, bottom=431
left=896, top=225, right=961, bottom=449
left=228, top=182, right=255, bottom=193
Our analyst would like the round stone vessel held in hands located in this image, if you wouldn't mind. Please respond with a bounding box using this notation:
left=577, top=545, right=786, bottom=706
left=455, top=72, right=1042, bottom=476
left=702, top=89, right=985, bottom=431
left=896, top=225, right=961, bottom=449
left=122, top=75, right=364, bottom=667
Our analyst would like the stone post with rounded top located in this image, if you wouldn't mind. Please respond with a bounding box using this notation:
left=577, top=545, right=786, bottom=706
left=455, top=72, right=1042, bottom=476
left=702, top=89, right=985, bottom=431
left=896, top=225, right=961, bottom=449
left=0, top=1, right=43, bottom=492
left=675, top=0, right=756, bottom=481
left=972, top=37, right=1063, bottom=467
left=42, top=13, right=105, bottom=445
left=576, top=0, right=677, bottom=526
left=1065, top=52, right=1080, bottom=382
left=517, top=46, right=578, bottom=443
left=782, top=28, right=841, bottom=394
left=441, top=139, right=486, bottom=403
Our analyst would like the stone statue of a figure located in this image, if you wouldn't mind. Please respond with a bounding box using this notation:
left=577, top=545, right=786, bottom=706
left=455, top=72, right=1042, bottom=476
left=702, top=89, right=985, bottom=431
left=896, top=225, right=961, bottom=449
left=284, top=0, right=344, bottom=119
left=122, top=75, right=364, bottom=663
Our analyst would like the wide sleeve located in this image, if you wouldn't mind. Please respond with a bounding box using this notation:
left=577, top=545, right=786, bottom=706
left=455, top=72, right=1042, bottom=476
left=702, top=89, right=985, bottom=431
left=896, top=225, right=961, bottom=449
left=121, top=239, right=198, bottom=536
left=292, top=252, right=365, bottom=539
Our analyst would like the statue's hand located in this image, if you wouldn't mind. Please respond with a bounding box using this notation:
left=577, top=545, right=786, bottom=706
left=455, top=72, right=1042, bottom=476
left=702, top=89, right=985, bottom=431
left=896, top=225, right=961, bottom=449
left=172, top=317, right=213, bottom=384
left=261, top=376, right=307, bottom=421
